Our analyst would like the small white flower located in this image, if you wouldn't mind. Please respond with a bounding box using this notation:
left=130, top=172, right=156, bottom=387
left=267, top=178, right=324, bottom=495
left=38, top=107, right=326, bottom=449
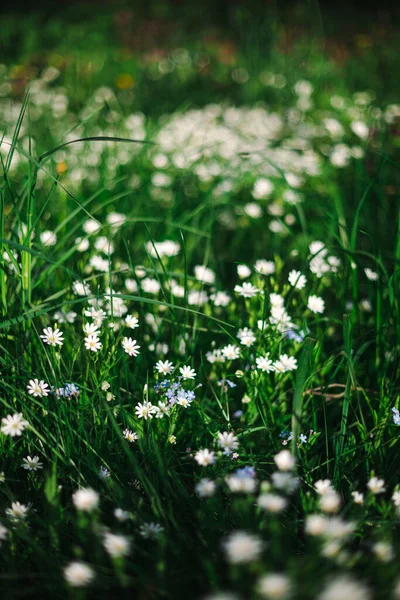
left=64, top=562, right=95, bottom=587
left=288, top=270, right=307, bottom=289
left=319, top=491, right=341, bottom=513
left=40, top=230, right=57, bottom=247
left=195, top=478, right=216, bottom=497
left=256, top=354, right=275, bottom=373
left=139, top=522, right=164, bottom=539
left=27, top=379, right=49, bottom=397
left=217, top=432, right=239, bottom=455
left=221, top=345, right=240, bottom=360
left=194, top=449, right=215, bottom=466
left=274, top=450, right=295, bottom=471
left=223, top=531, right=263, bottom=564
left=234, top=282, right=259, bottom=298
left=257, top=573, right=291, bottom=599
left=307, top=295, right=325, bottom=314
left=254, top=259, right=275, bottom=275
left=103, top=532, right=130, bottom=558
left=122, top=337, right=140, bottom=357
left=179, top=365, right=196, bottom=380
left=367, top=476, right=386, bottom=494
left=314, top=479, right=334, bottom=495
left=123, top=429, right=139, bottom=442
left=84, top=334, right=102, bottom=352
left=364, top=267, right=378, bottom=281
left=72, top=488, right=99, bottom=512
left=1, top=413, right=29, bottom=437
left=317, top=575, right=371, bottom=600
left=114, top=508, right=130, bottom=522
left=237, top=264, right=252, bottom=279
left=21, top=456, right=43, bottom=471
left=125, top=315, right=139, bottom=329
left=6, top=501, right=30, bottom=521
left=155, top=360, right=174, bottom=375
left=258, top=493, right=288, bottom=513
left=194, top=265, right=215, bottom=284
left=351, top=491, right=364, bottom=504
left=40, top=327, right=64, bottom=347
left=273, top=354, right=297, bottom=373
left=83, top=322, right=100, bottom=335
left=135, top=402, right=157, bottom=420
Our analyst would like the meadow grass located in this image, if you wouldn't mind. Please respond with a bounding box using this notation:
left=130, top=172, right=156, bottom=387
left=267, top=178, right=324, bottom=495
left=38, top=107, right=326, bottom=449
left=1, top=7, right=400, bottom=599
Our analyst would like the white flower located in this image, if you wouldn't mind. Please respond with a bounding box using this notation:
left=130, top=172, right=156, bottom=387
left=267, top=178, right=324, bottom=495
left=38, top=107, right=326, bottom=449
left=317, top=576, right=371, bottom=600
left=72, top=281, right=91, bottom=296
left=270, top=293, right=284, bottom=308
left=194, top=449, right=215, bottom=466
left=103, top=532, right=130, bottom=558
left=135, top=402, right=157, bottom=420
left=288, top=270, right=307, bottom=289
left=307, top=295, right=325, bottom=314
left=314, top=479, right=334, bottom=495
left=155, top=360, right=174, bottom=374
left=6, top=501, right=30, bottom=521
left=258, top=493, right=288, bottom=513
left=27, top=378, right=49, bottom=397
left=123, top=429, right=139, bottom=442
left=351, top=491, right=364, bottom=504
left=367, top=476, right=386, bottom=494
left=72, top=488, right=99, bottom=512
left=226, top=474, right=257, bottom=493
left=53, top=310, right=77, bottom=324
left=122, top=337, right=140, bottom=357
left=0, top=523, right=8, bottom=541
left=40, top=230, right=57, bottom=246
left=244, top=202, right=262, bottom=219
left=392, top=490, right=400, bottom=506
left=125, top=315, right=139, bottom=329
left=195, top=478, right=216, bottom=497
left=141, top=278, right=161, bottom=294
left=84, top=334, right=102, bottom=352
left=84, top=306, right=106, bottom=326
left=194, top=265, right=215, bottom=284
left=273, top=354, right=297, bottom=373
left=237, top=264, right=252, bottom=279
left=252, top=178, right=274, bottom=199
left=83, top=219, right=101, bottom=235
left=221, top=345, right=240, bottom=360
left=40, top=327, right=64, bottom=347
left=258, top=573, right=291, bottom=599
left=179, top=365, right=196, bottom=380
left=305, top=514, right=329, bottom=536
left=114, top=508, right=130, bottom=522
left=256, top=354, right=275, bottom=373
left=373, top=541, right=394, bottom=563
left=64, top=562, right=95, bottom=587
left=254, top=259, right=275, bottom=275
left=319, top=491, right=341, bottom=513
left=234, top=282, right=259, bottom=298
left=211, top=291, right=231, bottom=307
left=274, top=450, right=295, bottom=471
left=1, top=413, right=29, bottom=437
left=223, top=531, right=263, bottom=564
left=156, top=402, right=171, bottom=418
left=217, top=432, right=239, bottom=455
left=139, top=522, right=164, bottom=539
left=21, top=456, right=43, bottom=471
left=83, top=322, right=100, bottom=335
left=364, top=267, right=378, bottom=281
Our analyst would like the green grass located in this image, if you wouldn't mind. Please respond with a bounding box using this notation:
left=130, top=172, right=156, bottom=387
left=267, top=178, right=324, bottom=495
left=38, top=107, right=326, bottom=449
left=1, top=5, right=400, bottom=600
